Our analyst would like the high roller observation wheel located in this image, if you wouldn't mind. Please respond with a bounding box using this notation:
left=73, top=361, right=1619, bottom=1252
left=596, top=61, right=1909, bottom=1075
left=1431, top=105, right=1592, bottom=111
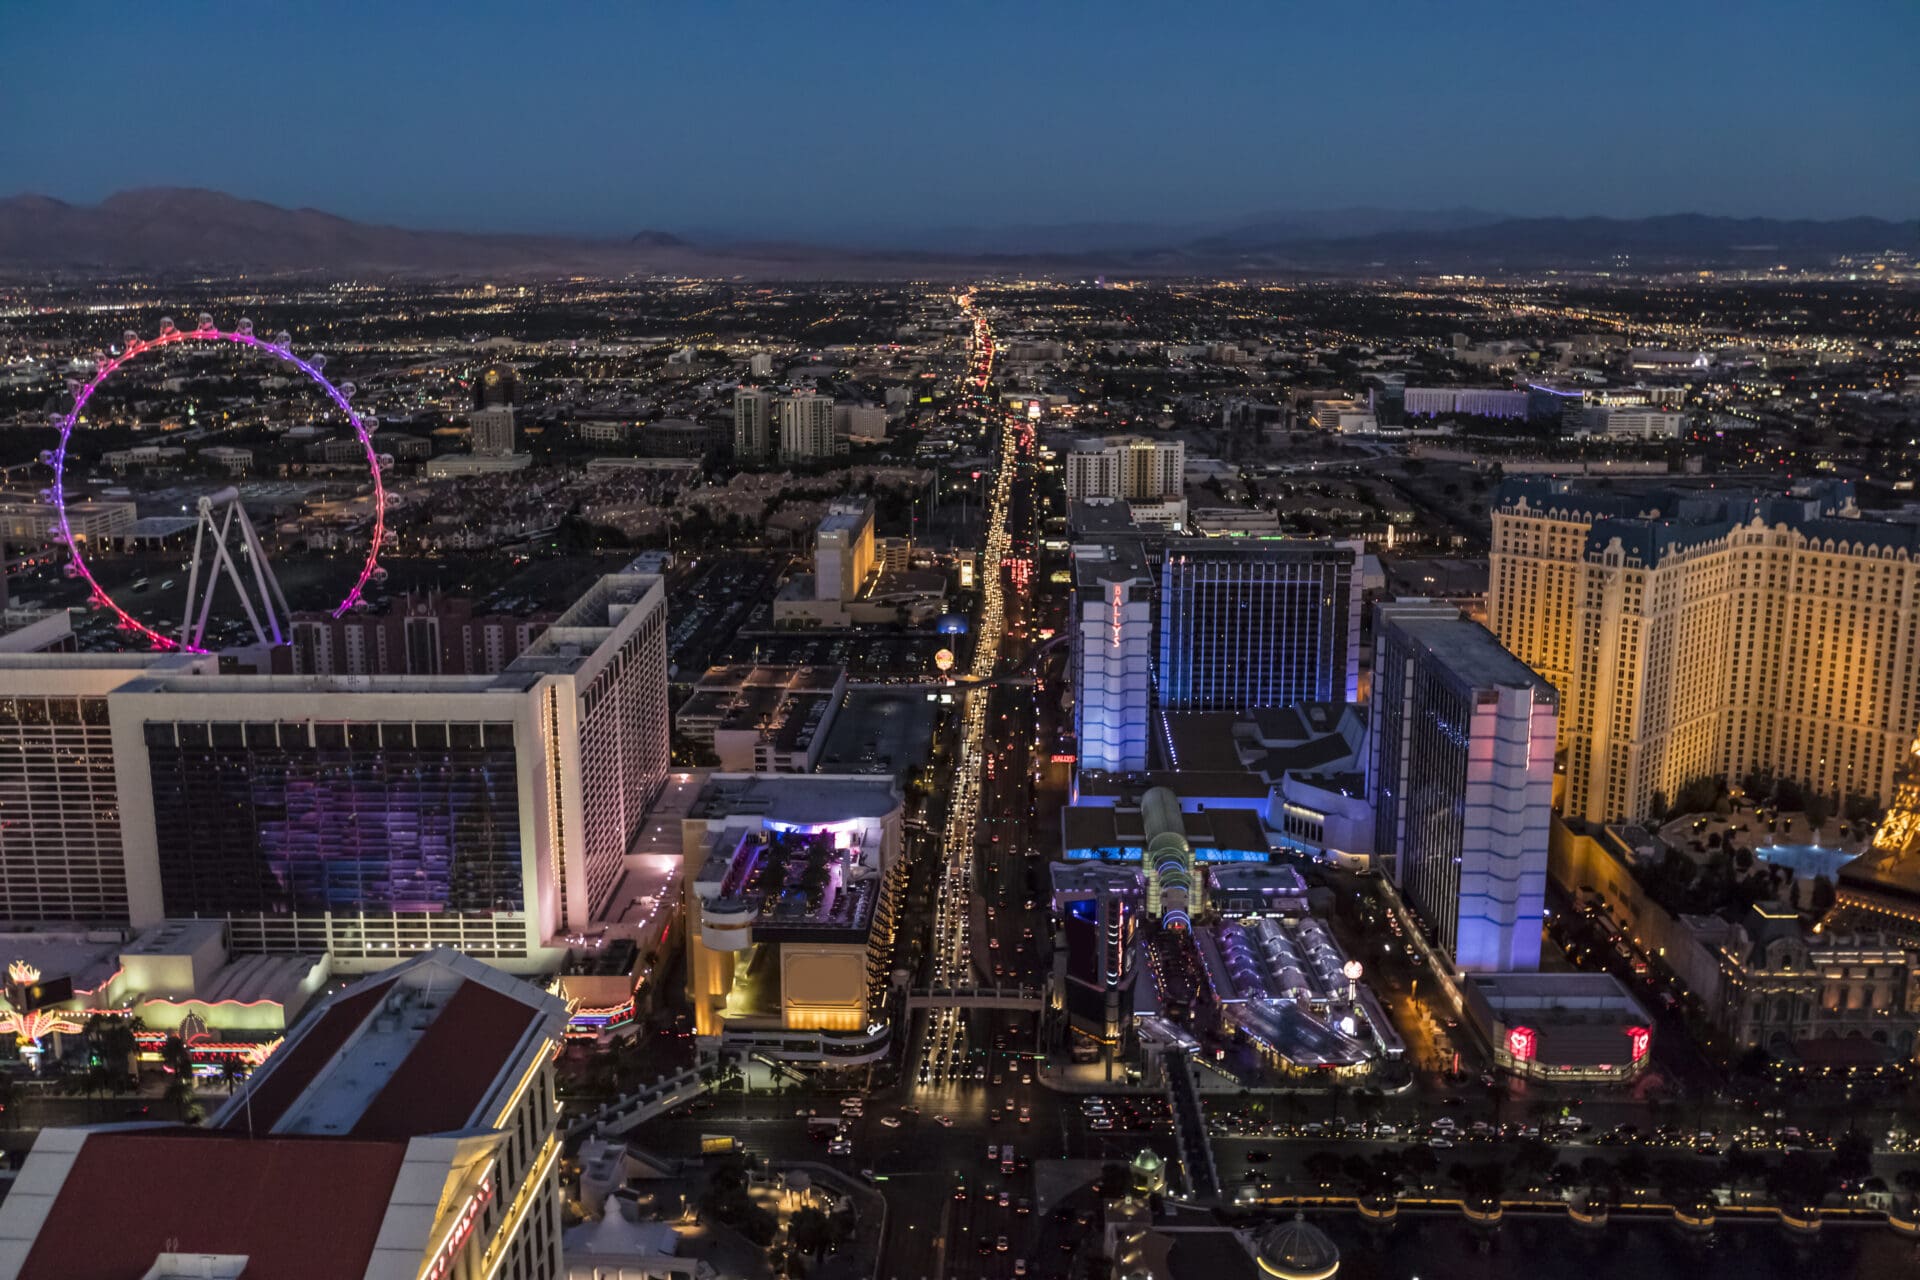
left=42, top=315, right=387, bottom=653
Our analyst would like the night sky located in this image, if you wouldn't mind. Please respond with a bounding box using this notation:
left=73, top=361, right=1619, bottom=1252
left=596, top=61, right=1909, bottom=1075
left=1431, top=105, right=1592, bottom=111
left=4, top=1, right=1915, bottom=240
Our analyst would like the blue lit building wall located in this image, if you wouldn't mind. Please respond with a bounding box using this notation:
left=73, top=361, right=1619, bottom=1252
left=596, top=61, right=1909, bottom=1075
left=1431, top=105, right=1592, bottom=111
left=1371, top=610, right=1555, bottom=972
left=1072, top=572, right=1153, bottom=774
left=1157, top=542, right=1359, bottom=712
left=1063, top=844, right=1267, bottom=863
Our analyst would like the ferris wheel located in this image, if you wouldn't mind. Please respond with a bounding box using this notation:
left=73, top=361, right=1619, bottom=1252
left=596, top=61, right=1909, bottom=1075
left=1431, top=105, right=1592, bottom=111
left=42, top=315, right=388, bottom=653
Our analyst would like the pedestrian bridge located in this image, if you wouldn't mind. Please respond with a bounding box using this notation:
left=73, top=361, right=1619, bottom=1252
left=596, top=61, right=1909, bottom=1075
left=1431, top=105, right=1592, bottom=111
left=568, top=1063, right=707, bottom=1139
left=905, top=983, right=1046, bottom=1011
left=1163, top=1050, right=1222, bottom=1201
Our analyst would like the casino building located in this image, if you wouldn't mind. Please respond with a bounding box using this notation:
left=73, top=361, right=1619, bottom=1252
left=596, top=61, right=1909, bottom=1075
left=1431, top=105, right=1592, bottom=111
left=0, top=949, right=570, bottom=1280
left=0, top=573, right=671, bottom=973
left=680, top=773, right=905, bottom=1066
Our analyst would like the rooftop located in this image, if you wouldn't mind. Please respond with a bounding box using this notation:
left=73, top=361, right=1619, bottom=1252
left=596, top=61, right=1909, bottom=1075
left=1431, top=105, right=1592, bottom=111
left=219, top=949, right=565, bottom=1140
left=1376, top=602, right=1554, bottom=695
left=1498, top=476, right=1920, bottom=564
left=692, top=825, right=881, bottom=936
left=689, top=771, right=900, bottom=826
left=817, top=500, right=873, bottom=537
left=507, top=572, right=664, bottom=675
left=1072, top=539, right=1153, bottom=590
left=4, top=1128, right=409, bottom=1280
left=1062, top=799, right=1271, bottom=861
left=1076, top=769, right=1274, bottom=801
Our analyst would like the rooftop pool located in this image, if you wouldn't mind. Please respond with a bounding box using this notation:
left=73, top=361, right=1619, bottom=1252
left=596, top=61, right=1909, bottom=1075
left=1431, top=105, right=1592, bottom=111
left=1753, top=842, right=1857, bottom=879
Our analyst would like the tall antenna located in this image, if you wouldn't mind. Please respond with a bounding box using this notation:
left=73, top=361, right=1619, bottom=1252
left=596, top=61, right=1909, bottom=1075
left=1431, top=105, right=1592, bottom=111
left=179, top=486, right=291, bottom=649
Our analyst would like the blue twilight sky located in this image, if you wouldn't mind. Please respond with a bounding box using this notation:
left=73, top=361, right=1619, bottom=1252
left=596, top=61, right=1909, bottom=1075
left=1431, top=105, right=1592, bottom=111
left=2, top=0, right=1916, bottom=240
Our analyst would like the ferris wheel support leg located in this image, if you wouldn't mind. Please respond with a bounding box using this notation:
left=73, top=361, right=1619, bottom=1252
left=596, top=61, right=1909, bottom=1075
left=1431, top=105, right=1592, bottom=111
left=202, top=504, right=270, bottom=650
left=180, top=507, right=210, bottom=648
left=235, top=505, right=288, bottom=645
left=188, top=504, right=234, bottom=651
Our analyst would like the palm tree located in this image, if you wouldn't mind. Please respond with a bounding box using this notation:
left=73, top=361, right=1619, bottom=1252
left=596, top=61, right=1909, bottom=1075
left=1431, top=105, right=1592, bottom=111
left=164, top=1075, right=197, bottom=1124
left=220, top=1055, right=246, bottom=1094
left=77, top=1063, right=111, bottom=1120
left=98, top=1018, right=139, bottom=1090
left=789, top=1206, right=834, bottom=1263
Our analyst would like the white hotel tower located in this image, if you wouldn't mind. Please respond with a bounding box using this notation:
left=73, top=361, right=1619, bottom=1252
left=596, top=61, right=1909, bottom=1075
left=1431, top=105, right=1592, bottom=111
left=1070, top=543, right=1155, bottom=775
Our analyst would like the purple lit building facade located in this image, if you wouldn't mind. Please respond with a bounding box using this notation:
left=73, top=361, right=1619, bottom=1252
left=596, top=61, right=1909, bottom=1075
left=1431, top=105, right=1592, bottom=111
left=104, top=575, right=670, bottom=972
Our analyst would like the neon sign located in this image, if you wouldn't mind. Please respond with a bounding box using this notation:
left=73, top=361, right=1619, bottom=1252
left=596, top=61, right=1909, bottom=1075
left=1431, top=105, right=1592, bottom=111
left=422, top=1165, right=496, bottom=1280
left=1507, top=1026, right=1537, bottom=1062
left=566, top=998, right=636, bottom=1039
left=1627, top=1026, right=1651, bottom=1062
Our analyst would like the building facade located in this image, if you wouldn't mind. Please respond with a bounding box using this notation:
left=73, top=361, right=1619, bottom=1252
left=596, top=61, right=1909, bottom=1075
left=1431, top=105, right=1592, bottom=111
left=1064, top=436, right=1185, bottom=503
left=1585, top=407, right=1687, bottom=439
left=680, top=774, right=904, bottom=1065
left=470, top=404, right=518, bottom=456
left=777, top=392, right=839, bottom=463
left=1157, top=539, right=1361, bottom=712
left=1402, top=386, right=1530, bottom=419
left=0, top=652, right=215, bottom=924
left=733, top=387, right=773, bottom=461
left=274, top=593, right=558, bottom=677
left=1049, top=862, right=1143, bottom=1045
left=1709, top=902, right=1920, bottom=1067
left=1070, top=543, right=1155, bottom=774
left=1372, top=603, right=1557, bottom=972
left=0, top=577, right=669, bottom=972
left=815, top=500, right=876, bottom=603
left=1489, top=478, right=1920, bottom=824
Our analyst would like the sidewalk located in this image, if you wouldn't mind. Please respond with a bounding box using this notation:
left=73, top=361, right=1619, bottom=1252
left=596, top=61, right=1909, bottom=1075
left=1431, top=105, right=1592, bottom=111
left=1037, top=1053, right=1376, bottom=1098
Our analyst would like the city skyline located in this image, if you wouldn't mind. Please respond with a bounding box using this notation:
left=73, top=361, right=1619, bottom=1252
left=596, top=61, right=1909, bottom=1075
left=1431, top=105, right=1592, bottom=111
left=4, top=2, right=1917, bottom=240
left=0, top=2, right=1917, bottom=1254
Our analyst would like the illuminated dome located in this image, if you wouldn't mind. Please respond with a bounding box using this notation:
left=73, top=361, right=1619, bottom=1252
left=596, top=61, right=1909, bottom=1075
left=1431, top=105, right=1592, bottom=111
left=1254, top=1214, right=1340, bottom=1280
left=1130, top=1148, right=1167, bottom=1194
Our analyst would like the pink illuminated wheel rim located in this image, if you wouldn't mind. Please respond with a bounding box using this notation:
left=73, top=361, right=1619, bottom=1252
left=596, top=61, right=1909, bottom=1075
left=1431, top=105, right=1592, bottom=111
left=45, top=317, right=385, bottom=652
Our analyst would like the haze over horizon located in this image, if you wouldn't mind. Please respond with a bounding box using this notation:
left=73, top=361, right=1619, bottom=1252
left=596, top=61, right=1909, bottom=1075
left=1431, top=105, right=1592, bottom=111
left=4, top=1, right=1916, bottom=243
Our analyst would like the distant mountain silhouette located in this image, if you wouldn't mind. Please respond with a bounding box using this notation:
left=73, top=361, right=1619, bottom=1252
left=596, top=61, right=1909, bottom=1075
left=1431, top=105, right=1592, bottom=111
left=0, top=188, right=700, bottom=274
left=1189, top=206, right=1504, bottom=250
left=0, top=189, right=1908, bottom=276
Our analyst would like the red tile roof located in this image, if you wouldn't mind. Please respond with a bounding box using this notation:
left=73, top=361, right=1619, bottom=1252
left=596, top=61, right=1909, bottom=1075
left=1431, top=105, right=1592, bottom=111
left=18, top=1129, right=407, bottom=1280
left=350, top=979, right=540, bottom=1140
left=221, top=976, right=395, bottom=1134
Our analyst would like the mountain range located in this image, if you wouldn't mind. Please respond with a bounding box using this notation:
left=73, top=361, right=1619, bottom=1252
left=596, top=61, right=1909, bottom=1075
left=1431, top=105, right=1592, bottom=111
left=0, top=189, right=1910, bottom=278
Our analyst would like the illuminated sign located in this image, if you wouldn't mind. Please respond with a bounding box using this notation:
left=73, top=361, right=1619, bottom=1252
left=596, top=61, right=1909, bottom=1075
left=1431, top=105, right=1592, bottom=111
left=1628, top=1026, right=1651, bottom=1062
left=422, top=1164, right=496, bottom=1280
left=566, top=998, right=636, bottom=1039
left=1507, top=1026, right=1537, bottom=1062
left=934, top=648, right=955, bottom=673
